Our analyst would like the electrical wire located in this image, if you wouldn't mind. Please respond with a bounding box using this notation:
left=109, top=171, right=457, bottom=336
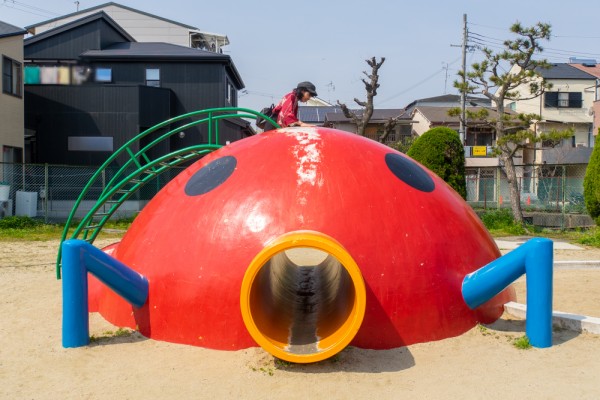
left=1, top=0, right=60, bottom=18
left=378, top=56, right=462, bottom=105
left=469, top=32, right=600, bottom=59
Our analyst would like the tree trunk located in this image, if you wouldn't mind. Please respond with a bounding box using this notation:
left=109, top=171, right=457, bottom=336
left=356, top=122, right=365, bottom=137
left=501, top=152, right=525, bottom=225
left=496, top=100, right=525, bottom=225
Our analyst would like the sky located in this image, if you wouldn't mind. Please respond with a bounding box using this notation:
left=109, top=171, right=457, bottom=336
left=2, top=0, right=600, bottom=112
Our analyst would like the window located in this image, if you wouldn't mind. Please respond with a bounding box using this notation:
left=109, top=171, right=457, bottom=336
left=544, top=91, right=582, bottom=108
left=558, top=92, right=569, bottom=107
left=226, top=81, right=233, bottom=104
left=2, top=56, right=22, bottom=97
left=95, top=67, right=112, bottom=83
left=68, top=136, right=113, bottom=152
left=146, top=68, right=160, bottom=87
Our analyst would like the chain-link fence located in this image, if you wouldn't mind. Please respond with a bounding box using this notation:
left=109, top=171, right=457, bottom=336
left=466, top=164, right=593, bottom=228
left=0, top=161, right=593, bottom=228
left=0, top=162, right=184, bottom=222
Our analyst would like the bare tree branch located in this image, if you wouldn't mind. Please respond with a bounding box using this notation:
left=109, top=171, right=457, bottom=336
left=336, top=57, right=386, bottom=136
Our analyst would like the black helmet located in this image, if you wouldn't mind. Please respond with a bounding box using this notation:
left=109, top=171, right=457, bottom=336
left=297, top=81, right=318, bottom=96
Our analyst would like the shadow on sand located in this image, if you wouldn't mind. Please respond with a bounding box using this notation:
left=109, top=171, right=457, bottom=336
left=486, top=317, right=581, bottom=345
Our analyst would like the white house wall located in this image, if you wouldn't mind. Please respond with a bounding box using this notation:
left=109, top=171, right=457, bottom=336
left=0, top=34, right=24, bottom=163
left=506, top=70, right=595, bottom=125
left=32, top=5, right=191, bottom=47
left=411, top=110, right=431, bottom=136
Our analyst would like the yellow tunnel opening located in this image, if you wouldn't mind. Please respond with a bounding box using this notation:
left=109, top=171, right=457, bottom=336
left=240, top=231, right=366, bottom=363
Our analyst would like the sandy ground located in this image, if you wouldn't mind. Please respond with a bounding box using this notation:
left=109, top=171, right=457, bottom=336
left=1, top=239, right=600, bottom=399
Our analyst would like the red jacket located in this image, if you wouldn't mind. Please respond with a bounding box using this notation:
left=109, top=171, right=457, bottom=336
left=273, top=90, right=299, bottom=127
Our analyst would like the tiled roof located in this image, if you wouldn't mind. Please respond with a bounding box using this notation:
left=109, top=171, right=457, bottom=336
left=414, top=106, right=513, bottom=124
left=536, top=63, right=597, bottom=80
left=81, top=41, right=244, bottom=88
left=569, top=63, right=600, bottom=79
left=0, top=20, right=26, bottom=38
left=325, top=108, right=410, bottom=122
left=81, top=42, right=229, bottom=60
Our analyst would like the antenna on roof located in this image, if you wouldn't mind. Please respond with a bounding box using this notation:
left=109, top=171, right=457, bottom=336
left=74, top=1, right=80, bottom=11
left=442, top=62, right=449, bottom=94
left=326, top=81, right=335, bottom=104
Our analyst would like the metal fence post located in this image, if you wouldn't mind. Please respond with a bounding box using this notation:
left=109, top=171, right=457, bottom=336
left=496, top=167, right=500, bottom=209
left=561, top=165, right=566, bottom=229
left=44, top=163, right=49, bottom=223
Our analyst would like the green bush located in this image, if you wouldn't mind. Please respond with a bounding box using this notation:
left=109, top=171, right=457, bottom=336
left=407, top=127, right=467, bottom=198
left=479, top=209, right=526, bottom=235
left=583, top=142, right=600, bottom=225
left=0, top=216, right=43, bottom=229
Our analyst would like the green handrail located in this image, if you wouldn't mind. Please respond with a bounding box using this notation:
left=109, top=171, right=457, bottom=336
left=56, top=107, right=279, bottom=278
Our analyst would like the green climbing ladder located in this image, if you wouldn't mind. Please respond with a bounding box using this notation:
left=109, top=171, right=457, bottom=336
left=56, top=107, right=279, bottom=278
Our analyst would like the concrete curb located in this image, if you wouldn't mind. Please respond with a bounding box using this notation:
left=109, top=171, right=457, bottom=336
left=554, top=260, right=600, bottom=269
left=504, top=301, right=600, bottom=335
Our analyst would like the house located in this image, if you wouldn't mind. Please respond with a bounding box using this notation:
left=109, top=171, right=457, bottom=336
left=324, top=109, right=413, bottom=144
left=507, top=63, right=596, bottom=165
left=404, top=94, right=491, bottom=115
left=0, top=20, right=26, bottom=164
left=569, top=61, right=600, bottom=139
left=24, top=2, right=228, bottom=52
left=23, top=12, right=247, bottom=165
left=410, top=106, right=511, bottom=167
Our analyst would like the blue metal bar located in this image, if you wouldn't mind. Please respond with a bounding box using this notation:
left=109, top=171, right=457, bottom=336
left=462, top=237, right=553, bottom=348
left=62, top=239, right=149, bottom=348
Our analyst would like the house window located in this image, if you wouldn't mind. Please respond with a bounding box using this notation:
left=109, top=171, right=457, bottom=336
left=2, top=56, right=22, bottom=97
left=146, top=68, right=160, bottom=87
left=558, top=92, right=569, bottom=107
left=544, top=91, right=582, bottom=108
left=95, top=67, right=112, bottom=83
left=68, top=136, right=113, bottom=152
left=226, top=81, right=233, bottom=104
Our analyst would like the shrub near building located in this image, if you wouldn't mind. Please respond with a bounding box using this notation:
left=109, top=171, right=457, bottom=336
left=584, top=134, right=600, bottom=225
left=407, top=127, right=467, bottom=199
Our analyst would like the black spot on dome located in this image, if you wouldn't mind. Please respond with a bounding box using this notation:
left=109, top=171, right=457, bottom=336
left=385, top=153, right=434, bottom=193
left=185, top=156, right=237, bottom=196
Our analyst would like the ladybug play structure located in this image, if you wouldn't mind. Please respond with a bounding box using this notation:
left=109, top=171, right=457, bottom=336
left=59, top=108, right=554, bottom=363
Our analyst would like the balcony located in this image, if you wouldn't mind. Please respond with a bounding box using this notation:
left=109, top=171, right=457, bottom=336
left=464, top=146, right=500, bottom=167
left=537, top=146, right=593, bottom=164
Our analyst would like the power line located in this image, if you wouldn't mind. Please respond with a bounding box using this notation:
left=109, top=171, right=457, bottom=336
left=378, top=57, right=462, bottom=105
left=9, top=0, right=60, bottom=15
left=468, top=32, right=600, bottom=59
left=1, top=0, right=60, bottom=18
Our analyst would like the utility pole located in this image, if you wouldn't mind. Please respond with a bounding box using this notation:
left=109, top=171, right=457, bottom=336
left=460, top=13, right=467, bottom=145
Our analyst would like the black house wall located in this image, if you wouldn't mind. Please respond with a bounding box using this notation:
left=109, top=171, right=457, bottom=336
left=25, top=85, right=171, bottom=165
left=89, top=61, right=243, bottom=148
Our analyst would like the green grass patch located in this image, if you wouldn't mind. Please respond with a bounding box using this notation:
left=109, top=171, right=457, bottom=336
left=0, top=216, right=131, bottom=241
left=90, top=327, right=134, bottom=343
left=479, top=209, right=528, bottom=236
left=512, top=335, right=532, bottom=350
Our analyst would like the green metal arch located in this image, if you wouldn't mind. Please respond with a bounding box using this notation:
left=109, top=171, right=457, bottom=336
left=56, top=107, right=279, bottom=278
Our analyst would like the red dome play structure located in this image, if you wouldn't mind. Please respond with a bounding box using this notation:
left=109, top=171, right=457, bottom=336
left=61, top=115, right=554, bottom=362
left=78, top=126, right=515, bottom=362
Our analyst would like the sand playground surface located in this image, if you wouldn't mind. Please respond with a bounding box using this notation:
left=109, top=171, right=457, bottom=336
left=1, top=239, right=600, bottom=399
